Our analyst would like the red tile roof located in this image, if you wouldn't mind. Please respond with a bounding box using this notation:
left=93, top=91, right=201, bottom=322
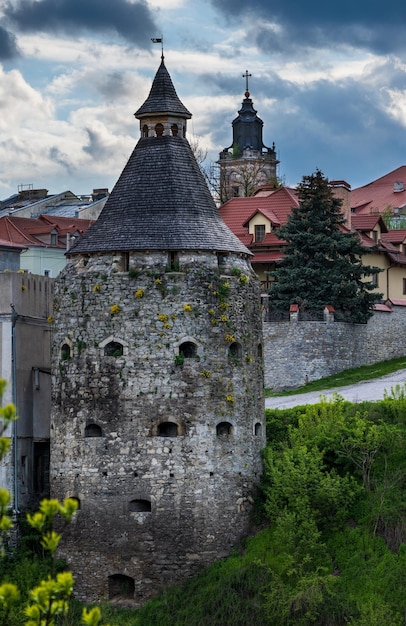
left=0, top=215, right=94, bottom=248
left=219, top=186, right=299, bottom=241
left=379, top=240, right=406, bottom=265
left=387, top=299, right=406, bottom=306
left=250, top=250, right=285, bottom=264
left=351, top=166, right=406, bottom=214
left=381, top=230, right=406, bottom=244
left=0, top=238, right=27, bottom=250
left=351, top=214, right=387, bottom=232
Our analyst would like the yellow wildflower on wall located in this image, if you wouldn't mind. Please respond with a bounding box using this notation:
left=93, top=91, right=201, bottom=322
left=183, top=304, right=192, bottom=312
left=134, top=289, right=144, bottom=299
left=110, top=304, right=121, bottom=315
left=199, top=370, right=211, bottom=378
left=225, top=334, right=235, bottom=343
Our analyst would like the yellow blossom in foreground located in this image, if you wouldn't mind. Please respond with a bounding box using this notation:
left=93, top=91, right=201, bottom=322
left=183, top=304, right=192, bottom=312
left=134, top=289, right=144, bottom=299
left=225, top=334, right=235, bottom=343
left=226, top=395, right=234, bottom=403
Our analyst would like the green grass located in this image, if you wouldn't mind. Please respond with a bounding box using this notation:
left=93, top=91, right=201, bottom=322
left=265, top=356, right=406, bottom=397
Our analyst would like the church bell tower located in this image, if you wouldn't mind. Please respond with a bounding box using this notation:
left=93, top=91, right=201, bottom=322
left=218, top=70, right=279, bottom=202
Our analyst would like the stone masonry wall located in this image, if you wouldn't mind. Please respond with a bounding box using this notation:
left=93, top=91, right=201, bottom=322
left=263, top=306, right=406, bottom=390
left=50, top=250, right=265, bottom=605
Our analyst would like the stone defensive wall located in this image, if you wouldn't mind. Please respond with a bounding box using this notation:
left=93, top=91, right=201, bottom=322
left=263, top=303, right=406, bottom=391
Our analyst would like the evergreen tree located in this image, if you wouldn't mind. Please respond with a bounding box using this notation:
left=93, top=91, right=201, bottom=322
left=269, top=170, right=382, bottom=322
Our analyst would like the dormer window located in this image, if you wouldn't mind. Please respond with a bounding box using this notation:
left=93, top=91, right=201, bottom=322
left=254, top=224, right=265, bottom=243
left=50, top=230, right=58, bottom=245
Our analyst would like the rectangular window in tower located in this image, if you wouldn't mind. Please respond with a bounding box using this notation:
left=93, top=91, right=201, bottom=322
left=121, top=252, right=129, bottom=272
left=403, top=278, right=406, bottom=295
left=167, top=251, right=180, bottom=272
left=255, top=224, right=266, bottom=242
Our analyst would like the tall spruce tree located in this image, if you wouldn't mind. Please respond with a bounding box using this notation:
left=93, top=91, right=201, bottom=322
left=269, top=170, right=382, bottom=322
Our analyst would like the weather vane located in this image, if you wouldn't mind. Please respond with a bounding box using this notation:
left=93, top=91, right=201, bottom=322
left=151, top=35, right=164, bottom=59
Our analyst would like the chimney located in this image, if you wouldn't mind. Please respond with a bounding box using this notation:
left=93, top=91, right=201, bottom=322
left=329, top=180, right=351, bottom=229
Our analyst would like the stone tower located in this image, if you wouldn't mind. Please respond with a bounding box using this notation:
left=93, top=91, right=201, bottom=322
left=50, top=56, right=265, bottom=605
left=218, top=70, right=279, bottom=202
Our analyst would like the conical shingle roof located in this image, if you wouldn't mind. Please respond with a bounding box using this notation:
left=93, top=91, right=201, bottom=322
left=70, top=60, right=250, bottom=257
left=134, top=59, right=191, bottom=119
left=71, top=135, right=250, bottom=254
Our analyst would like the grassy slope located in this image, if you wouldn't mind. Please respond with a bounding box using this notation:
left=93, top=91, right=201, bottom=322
left=100, top=391, right=406, bottom=625
left=265, top=355, right=406, bottom=397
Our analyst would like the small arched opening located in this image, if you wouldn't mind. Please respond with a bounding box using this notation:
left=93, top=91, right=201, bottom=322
left=228, top=342, right=242, bottom=361
left=129, top=499, right=151, bottom=513
left=157, top=422, right=178, bottom=437
left=257, top=343, right=263, bottom=359
left=104, top=341, right=124, bottom=358
left=216, top=421, right=233, bottom=437
left=155, top=123, right=164, bottom=136
left=69, top=496, right=81, bottom=510
left=171, top=123, right=178, bottom=136
left=254, top=422, right=262, bottom=436
left=61, top=343, right=71, bottom=361
left=179, top=341, right=197, bottom=359
left=85, top=423, right=103, bottom=438
left=108, top=574, right=135, bottom=600
left=142, top=124, right=149, bottom=137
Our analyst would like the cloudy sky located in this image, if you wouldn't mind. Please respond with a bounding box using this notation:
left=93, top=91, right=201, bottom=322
left=0, top=0, right=405, bottom=199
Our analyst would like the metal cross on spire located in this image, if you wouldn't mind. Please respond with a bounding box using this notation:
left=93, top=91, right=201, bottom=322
left=242, top=70, right=252, bottom=97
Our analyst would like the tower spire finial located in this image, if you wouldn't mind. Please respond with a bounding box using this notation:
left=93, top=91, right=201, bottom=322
left=151, top=35, right=164, bottom=60
left=242, top=69, right=252, bottom=98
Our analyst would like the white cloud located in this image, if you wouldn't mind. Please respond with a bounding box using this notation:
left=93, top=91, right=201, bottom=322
left=386, top=89, right=406, bottom=126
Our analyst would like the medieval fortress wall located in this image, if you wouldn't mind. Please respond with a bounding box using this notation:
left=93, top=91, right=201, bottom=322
left=50, top=250, right=264, bottom=603
left=263, top=305, right=406, bottom=390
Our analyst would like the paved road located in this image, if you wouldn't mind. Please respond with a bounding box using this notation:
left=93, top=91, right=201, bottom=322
left=265, top=368, right=406, bottom=410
